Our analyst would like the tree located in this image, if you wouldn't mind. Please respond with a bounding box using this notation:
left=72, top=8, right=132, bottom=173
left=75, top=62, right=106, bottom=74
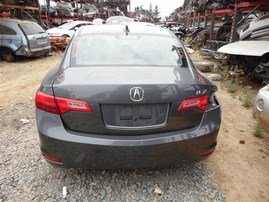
left=153, top=5, right=161, bottom=23
left=149, top=3, right=153, bottom=15
left=148, top=3, right=154, bottom=22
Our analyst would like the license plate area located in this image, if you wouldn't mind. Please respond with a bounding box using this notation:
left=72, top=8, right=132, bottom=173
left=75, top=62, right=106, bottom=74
left=102, top=103, right=169, bottom=128
left=36, top=37, right=47, bottom=44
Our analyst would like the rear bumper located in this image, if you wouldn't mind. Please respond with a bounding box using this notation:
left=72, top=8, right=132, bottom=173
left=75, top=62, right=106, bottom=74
left=39, top=130, right=218, bottom=169
left=37, top=106, right=221, bottom=169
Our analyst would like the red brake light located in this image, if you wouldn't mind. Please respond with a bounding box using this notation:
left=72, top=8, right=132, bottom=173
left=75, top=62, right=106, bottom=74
left=35, top=90, right=93, bottom=114
left=178, top=95, right=209, bottom=111
left=35, top=91, right=59, bottom=114
left=55, top=97, right=93, bottom=114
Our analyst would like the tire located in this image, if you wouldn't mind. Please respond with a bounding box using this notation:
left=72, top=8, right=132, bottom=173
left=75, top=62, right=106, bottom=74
left=4, top=50, right=15, bottom=62
left=193, top=61, right=214, bottom=72
left=44, top=51, right=51, bottom=57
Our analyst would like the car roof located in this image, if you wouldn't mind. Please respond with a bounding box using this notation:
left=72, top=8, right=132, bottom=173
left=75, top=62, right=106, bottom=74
left=62, top=20, right=95, bottom=26
left=0, top=18, right=35, bottom=24
left=58, top=21, right=95, bottom=29
left=106, top=16, right=134, bottom=24
left=78, top=24, right=173, bottom=36
left=70, top=20, right=94, bottom=24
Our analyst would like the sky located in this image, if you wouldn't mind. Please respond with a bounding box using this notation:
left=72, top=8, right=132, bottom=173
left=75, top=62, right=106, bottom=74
left=130, top=0, right=184, bottom=18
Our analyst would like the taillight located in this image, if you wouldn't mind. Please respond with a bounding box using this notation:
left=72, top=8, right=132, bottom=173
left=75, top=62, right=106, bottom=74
left=178, top=95, right=209, bottom=111
left=36, top=91, right=59, bottom=114
left=35, top=90, right=93, bottom=114
left=55, top=97, right=93, bottom=114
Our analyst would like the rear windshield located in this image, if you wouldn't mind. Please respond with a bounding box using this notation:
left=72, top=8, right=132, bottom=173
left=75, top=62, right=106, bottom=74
left=70, top=34, right=188, bottom=67
left=19, top=22, right=45, bottom=35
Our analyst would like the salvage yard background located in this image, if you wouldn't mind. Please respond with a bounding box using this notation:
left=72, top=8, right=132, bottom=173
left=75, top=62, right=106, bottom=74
left=0, top=52, right=268, bottom=201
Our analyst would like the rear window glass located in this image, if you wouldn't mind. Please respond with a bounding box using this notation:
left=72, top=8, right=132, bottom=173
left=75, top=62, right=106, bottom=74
left=19, top=22, right=45, bottom=35
left=70, top=34, right=188, bottom=67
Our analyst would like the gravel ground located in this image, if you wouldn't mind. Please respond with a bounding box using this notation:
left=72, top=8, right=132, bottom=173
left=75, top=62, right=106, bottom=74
left=0, top=99, right=225, bottom=201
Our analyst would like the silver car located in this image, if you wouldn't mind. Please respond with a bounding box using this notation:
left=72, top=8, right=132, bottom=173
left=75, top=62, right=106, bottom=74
left=256, top=85, right=269, bottom=132
left=0, top=18, right=50, bottom=62
left=55, top=2, right=75, bottom=17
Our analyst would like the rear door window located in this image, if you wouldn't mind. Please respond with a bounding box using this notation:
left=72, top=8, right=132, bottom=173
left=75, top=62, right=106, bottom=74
left=19, top=22, right=45, bottom=35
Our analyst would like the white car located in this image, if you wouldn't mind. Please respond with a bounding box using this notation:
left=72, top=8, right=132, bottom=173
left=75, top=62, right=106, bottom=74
left=255, top=85, right=269, bottom=132
left=46, top=21, right=95, bottom=38
left=39, top=0, right=56, bottom=7
left=105, top=16, right=134, bottom=24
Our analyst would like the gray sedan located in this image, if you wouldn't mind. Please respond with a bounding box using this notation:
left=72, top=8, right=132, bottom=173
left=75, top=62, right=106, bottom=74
left=256, top=85, right=269, bottom=132
left=35, top=25, right=221, bottom=169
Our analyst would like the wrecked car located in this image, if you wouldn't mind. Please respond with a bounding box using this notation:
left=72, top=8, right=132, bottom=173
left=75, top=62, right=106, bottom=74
left=255, top=84, right=269, bottom=133
left=55, top=2, right=75, bottom=17
left=218, top=14, right=269, bottom=84
left=0, top=18, right=50, bottom=62
left=78, top=4, right=98, bottom=18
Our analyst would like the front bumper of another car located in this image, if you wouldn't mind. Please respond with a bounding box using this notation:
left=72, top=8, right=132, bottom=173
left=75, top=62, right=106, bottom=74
left=256, top=85, right=269, bottom=133
left=37, top=106, right=221, bottom=169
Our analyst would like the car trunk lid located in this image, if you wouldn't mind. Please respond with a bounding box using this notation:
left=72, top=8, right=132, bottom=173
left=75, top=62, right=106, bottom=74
left=52, top=66, right=214, bottom=135
left=19, top=22, right=50, bottom=50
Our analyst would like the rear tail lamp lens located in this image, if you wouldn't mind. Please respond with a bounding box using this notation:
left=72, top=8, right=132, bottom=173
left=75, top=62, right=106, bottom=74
left=55, top=97, right=93, bottom=114
left=35, top=90, right=93, bottom=114
left=35, top=91, right=59, bottom=114
left=178, top=95, right=209, bottom=111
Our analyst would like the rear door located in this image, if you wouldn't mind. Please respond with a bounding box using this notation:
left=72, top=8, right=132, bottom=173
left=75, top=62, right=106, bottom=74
left=18, top=21, right=50, bottom=51
left=0, top=24, right=21, bottom=51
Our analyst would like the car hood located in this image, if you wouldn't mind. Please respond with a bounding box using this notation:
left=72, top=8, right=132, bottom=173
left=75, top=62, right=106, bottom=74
left=217, top=41, right=269, bottom=56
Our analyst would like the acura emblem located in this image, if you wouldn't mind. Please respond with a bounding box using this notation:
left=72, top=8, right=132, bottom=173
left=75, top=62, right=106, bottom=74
left=129, top=87, right=144, bottom=102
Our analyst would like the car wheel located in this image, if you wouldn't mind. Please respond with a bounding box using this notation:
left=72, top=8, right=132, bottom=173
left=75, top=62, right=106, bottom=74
left=4, top=50, right=15, bottom=62
left=44, top=51, right=51, bottom=57
left=193, top=61, right=214, bottom=72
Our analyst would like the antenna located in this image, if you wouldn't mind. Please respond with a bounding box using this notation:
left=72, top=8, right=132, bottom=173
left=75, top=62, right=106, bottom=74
left=124, top=25, right=130, bottom=36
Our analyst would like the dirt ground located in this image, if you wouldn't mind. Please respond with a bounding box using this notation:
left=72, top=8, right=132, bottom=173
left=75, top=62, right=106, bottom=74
left=0, top=52, right=63, bottom=109
left=0, top=52, right=268, bottom=202
left=207, top=85, right=269, bottom=202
